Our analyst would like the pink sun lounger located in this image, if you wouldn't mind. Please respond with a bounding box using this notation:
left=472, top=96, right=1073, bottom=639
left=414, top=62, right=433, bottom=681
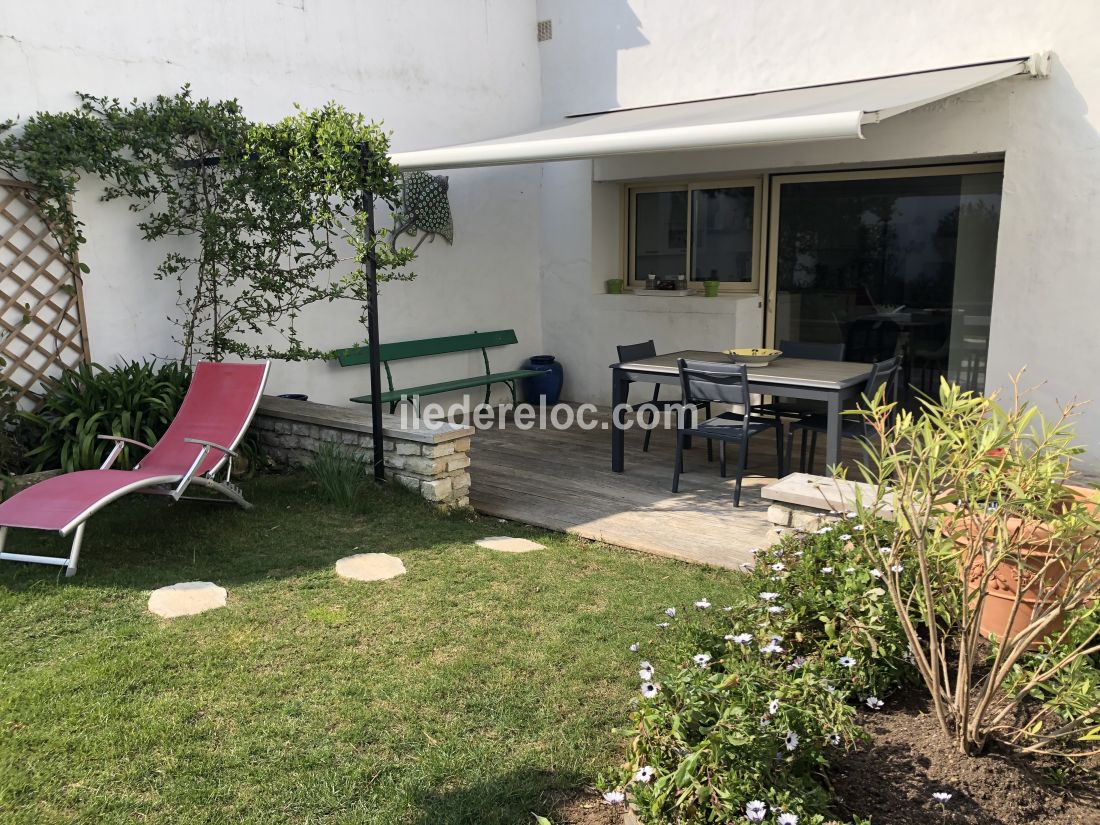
left=0, top=361, right=269, bottom=577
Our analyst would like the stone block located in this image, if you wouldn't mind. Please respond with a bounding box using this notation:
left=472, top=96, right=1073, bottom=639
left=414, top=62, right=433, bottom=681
left=446, top=454, right=471, bottom=472
left=450, top=437, right=471, bottom=453
left=422, top=442, right=456, bottom=458
left=767, top=504, right=793, bottom=527
left=420, top=477, right=453, bottom=502
left=291, top=422, right=311, bottom=436
left=790, top=509, right=827, bottom=531
left=394, top=474, right=420, bottom=492
left=395, top=442, right=421, bottom=456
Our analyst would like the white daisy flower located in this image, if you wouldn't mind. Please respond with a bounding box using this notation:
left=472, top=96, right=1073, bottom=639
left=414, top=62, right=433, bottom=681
left=602, top=790, right=625, bottom=804
left=845, top=511, right=857, bottom=518
left=932, top=792, right=952, bottom=803
left=793, top=550, right=804, bottom=557
left=726, top=632, right=753, bottom=644
left=656, top=622, right=670, bottom=628
left=778, top=814, right=799, bottom=825
left=723, top=606, right=734, bottom=612
left=829, top=733, right=841, bottom=746
left=785, top=730, right=799, bottom=751
left=760, top=640, right=784, bottom=654
left=759, top=716, right=771, bottom=728
left=692, top=652, right=712, bottom=668
left=634, top=765, right=656, bottom=783
left=639, top=663, right=654, bottom=681
left=767, top=605, right=785, bottom=614
left=838, top=533, right=852, bottom=541
left=770, top=562, right=786, bottom=572
left=866, top=696, right=884, bottom=710
left=853, top=525, right=865, bottom=531
left=759, top=591, right=780, bottom=601
left=749, top=547, right=762, bottom=555
left=640, top=682, right=659, bottom=699
left=629, top=642, right=639, bottom=653
left=768, top=698, right=780, bottom=714
left=694, top=598, right=711, bottom=609
left=890, top=563, right=904, bottom=573
left=879, top=546, right=892, bottom=554
left=665, top=607, right=677, bottom=617
left=815, top=526, right=832, bottom=534
left=745, top=800, right=767, bottom=823
left=838, top=655, right=856, bottom=668
left=786, top=656, right=805, bottom=671
left=844, top=567, right=856, bottom=574
left=870, top=568, right=883, bottom=578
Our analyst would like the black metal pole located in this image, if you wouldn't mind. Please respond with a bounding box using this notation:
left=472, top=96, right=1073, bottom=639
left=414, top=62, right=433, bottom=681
left=362, top=186, right=386, bottom=483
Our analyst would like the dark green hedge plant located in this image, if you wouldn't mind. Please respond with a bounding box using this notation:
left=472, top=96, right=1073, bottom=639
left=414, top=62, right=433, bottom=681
left=21, top=360, right=191, bottom=472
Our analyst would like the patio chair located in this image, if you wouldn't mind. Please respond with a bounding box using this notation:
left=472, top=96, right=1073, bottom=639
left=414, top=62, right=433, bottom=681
left=672, top=359, right=784, bottom=507
left=616, top=340, right=710, bottom=453
left=756, top=339, right=846, bottom=422
left=0, top=361, right=270, bottom=577
left=785, top=356, right=900, bottom=474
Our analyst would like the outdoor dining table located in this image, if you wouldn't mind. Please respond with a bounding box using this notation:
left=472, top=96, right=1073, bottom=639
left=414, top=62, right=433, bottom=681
left=610, top=350, right=875, bottom=474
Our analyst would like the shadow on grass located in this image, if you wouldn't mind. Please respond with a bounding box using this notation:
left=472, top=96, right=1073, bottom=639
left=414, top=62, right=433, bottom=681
left=0, top=472, right=556, bottom=594
left=408, top=766, right=605, bottom=825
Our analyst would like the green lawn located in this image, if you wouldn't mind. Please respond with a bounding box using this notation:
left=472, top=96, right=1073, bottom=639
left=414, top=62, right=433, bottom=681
left=0, top=474, right=748, bottom=824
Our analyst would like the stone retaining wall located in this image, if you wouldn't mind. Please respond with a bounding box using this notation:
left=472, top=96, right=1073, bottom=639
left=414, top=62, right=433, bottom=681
left=250, top=396, right=473, bottom=508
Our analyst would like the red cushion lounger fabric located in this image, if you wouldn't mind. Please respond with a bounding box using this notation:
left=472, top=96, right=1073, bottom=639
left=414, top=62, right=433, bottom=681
left=0, top=361, right=269, bottom=576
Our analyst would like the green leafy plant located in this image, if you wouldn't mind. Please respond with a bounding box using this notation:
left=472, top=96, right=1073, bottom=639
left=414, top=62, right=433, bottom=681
left=308, top=441, right=366, bottom=508
left=20, top=360, right=191, bottom=472
left=0, top=89, right=416, bottom=363
left=856, top=376, right=1100, bottom=757
left=607, top=523, right=918, bottom=824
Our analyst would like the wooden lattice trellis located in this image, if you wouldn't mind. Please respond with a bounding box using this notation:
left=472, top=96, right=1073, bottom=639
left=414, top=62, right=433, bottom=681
left=0, top=179, right=91, bottom=410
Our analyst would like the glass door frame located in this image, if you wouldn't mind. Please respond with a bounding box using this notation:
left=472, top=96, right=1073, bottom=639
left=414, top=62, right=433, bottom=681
left=763, top=162, right=1005, bottom=347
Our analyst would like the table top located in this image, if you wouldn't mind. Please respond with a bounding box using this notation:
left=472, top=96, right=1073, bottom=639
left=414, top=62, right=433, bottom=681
left=613, top=350, right=874, bottom=390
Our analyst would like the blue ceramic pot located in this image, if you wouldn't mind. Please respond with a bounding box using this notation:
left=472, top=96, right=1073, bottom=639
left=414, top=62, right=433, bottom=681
left=522, top=355, right=563, bottom=405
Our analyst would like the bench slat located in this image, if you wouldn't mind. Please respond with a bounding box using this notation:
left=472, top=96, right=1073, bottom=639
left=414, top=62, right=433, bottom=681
left=336, top=329, right=520, bottom=366
left=350, top=369, right=542, bottom=405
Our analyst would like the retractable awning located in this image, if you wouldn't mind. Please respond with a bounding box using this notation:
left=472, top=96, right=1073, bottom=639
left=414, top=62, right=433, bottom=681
left=392, top=56, right=1047, bottom=171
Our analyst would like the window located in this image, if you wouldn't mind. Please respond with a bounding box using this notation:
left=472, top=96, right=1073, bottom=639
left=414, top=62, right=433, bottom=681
left=626, top=179, right=762, bottom=292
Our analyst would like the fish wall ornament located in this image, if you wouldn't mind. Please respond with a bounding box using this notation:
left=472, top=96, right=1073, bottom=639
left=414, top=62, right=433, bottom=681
left=390, top=171, right=453, bottom=251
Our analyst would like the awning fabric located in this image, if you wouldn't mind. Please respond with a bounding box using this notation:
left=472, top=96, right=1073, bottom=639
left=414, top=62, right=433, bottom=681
left=392, top=57, right=1041, bottom=171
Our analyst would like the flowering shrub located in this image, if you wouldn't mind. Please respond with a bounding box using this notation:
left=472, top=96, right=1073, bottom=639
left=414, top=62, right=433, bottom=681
left=607, top=524, right=913, bottom=823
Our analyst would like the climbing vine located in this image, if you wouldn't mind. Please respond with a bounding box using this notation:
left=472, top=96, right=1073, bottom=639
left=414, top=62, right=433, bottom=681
left=0, top=87, right=416, bottom=362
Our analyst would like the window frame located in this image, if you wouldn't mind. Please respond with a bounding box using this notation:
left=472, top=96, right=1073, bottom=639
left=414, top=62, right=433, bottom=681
left=624, top=176, right=764, bottom=294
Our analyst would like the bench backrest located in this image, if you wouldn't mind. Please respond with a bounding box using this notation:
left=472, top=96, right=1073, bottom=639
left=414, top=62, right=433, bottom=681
left=336, top=329, right=520, bottom=367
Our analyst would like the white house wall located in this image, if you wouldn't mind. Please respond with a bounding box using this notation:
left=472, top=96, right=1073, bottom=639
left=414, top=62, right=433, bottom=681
left=535, top=0, right=1100, bottom=469
left=1, top=0, right=544, bottom=407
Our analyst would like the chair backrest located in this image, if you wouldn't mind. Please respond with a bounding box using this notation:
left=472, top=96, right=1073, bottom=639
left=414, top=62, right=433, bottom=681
left=678, top=359, right=751, bottom=410
left=617, top=339, right=658, bottom=364
left=844, top=317, right=900, bottom=363
left=862, top=356, right=901, bottom=405
left=335, top=330, right=519, bottom=367
left=139, top=361, right=270, bottom=477
left=778, top=339, right=845, bottom=361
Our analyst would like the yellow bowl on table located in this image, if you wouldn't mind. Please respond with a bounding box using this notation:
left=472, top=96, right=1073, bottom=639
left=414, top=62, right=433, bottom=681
left=722, top=347, right=783, bottom=366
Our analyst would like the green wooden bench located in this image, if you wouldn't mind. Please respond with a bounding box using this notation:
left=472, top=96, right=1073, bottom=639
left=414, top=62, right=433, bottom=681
left=336, top=329, right=542, bottom=412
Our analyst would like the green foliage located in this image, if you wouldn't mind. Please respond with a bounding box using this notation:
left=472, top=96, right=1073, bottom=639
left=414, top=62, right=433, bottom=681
left=307, top=441, right=367, bottom=508
left=0, top=358, right=26, bottom=476
left=856, top=376, right=1100, bottom=757
left=20, top=360, right=191, bottom=472
left=0, top=88, right=417, bottom=363
left=609, top=525, right=914, bottom=824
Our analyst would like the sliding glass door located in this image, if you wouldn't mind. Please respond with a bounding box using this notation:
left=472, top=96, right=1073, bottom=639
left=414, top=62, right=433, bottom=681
left=767, top=165, right=1003, bottom=402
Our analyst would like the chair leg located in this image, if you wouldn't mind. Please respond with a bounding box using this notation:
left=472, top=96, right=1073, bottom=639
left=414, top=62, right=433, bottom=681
left=707, top=438, right=714, bottom=462
left=719, top=441, right=727, bottom=477
left=733, top=437, right=750, bottom=507
left=775, top=422, right=785, bottom=476
left=672, top=431, right=684, bottom=492
left=642, top=406, right=655, bottom=452
left=786, top=428, right=797, bottom=478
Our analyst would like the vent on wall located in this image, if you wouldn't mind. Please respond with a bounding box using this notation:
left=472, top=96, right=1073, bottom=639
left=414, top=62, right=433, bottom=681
left=537, top=19, right=552, bottom=42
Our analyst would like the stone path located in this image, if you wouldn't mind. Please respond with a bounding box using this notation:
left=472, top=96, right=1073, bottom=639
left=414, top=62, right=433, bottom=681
left=148, top=581, right=227, bottom=618
left=475, top=536, right=546, bottom=553
left=335, top=553, right=406, bottom=581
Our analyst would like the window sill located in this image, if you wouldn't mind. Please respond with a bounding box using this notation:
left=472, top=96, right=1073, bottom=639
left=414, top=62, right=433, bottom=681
left=594, top=292, right=762, bottom=314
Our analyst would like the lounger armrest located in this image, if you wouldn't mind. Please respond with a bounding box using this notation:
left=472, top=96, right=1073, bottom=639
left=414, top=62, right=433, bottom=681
left=97, top=434, right=154, bottom=470
left=183, top=437, right=239, bottom=458
left=97, top=434, right=155, bottom=451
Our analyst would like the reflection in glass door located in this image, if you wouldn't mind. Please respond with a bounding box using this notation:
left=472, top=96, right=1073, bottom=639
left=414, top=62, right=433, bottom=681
left=768, top=166, right=1002, bottom=403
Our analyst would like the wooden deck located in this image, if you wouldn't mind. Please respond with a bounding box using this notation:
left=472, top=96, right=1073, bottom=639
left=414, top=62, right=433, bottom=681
left=468, top=407, right=842, bottom=570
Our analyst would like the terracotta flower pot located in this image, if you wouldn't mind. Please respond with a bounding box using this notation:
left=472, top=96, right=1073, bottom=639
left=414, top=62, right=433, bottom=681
left=944, top=484, right=1099, bottom=645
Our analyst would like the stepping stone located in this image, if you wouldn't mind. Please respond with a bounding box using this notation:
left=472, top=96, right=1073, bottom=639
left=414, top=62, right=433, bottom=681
left=148, top=581, right=227, bottom=618
left=475, top=536, right=545, bottom=553
left=335, top=553, right=406, bottom=582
